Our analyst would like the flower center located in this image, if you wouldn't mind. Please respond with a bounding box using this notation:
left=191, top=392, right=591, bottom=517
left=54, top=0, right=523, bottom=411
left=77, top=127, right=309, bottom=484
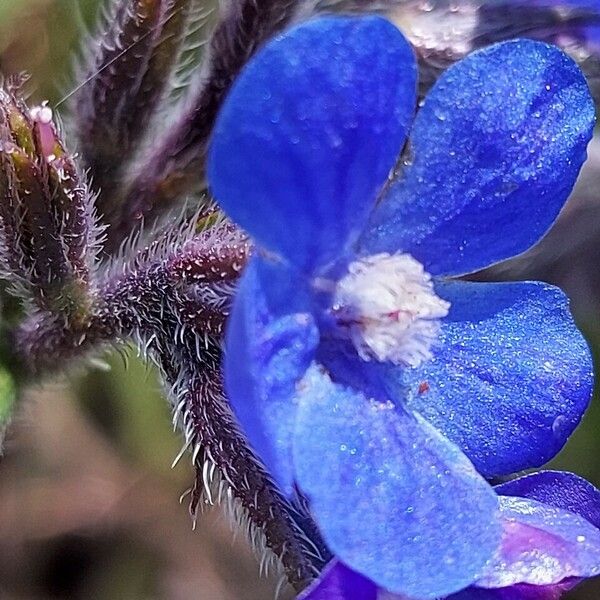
left=332, top=253, right=450, bottom=368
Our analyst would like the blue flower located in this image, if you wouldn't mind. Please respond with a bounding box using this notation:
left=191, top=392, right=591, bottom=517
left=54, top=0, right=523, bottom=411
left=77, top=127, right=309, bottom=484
left=207, top=15, right=596, bottom=599
left=300, top=471, right=600, bottom=600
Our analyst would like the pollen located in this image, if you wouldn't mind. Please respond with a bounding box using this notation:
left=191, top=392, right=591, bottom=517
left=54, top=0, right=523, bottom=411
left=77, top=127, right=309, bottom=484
left=332, top=253, right=450, bottom=367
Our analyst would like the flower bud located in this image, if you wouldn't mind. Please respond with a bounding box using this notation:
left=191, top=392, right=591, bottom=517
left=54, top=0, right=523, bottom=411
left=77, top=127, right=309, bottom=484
left=0, top=83, right=98, bottom=320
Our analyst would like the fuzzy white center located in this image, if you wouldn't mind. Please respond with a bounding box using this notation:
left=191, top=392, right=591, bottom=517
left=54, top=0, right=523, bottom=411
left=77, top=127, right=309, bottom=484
left=332, top=253, right=450, bottom=368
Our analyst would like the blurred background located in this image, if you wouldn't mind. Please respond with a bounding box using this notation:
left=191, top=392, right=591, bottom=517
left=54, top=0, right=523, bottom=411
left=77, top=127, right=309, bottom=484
left=0, top=0, right=600, bottom=598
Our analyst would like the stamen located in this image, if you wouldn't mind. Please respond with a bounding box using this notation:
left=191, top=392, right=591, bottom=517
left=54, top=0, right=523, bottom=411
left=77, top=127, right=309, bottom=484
left=332, top=253, right=450, bottom=368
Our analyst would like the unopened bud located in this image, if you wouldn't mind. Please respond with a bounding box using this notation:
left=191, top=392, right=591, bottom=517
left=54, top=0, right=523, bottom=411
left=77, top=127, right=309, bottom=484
left=0, top=84, right=98, bottom=320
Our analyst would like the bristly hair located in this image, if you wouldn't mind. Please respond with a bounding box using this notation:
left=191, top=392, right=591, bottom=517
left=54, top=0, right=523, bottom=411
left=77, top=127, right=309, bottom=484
left=163, top=346, right=329, bottom=593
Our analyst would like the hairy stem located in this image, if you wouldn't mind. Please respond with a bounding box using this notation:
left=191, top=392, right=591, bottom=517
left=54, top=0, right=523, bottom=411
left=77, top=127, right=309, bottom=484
left=157, top=344, right=328, bottom=591
left=12, top=225, right=327, bottom=590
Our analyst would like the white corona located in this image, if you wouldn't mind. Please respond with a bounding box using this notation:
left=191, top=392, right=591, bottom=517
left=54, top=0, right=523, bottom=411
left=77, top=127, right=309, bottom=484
left=333, top=253, right=450, bottom=368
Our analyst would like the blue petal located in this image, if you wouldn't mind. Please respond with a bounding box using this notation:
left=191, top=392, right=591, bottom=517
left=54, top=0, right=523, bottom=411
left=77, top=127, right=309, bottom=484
left=362, top=39, right=595, bottom=276
left=224, top=256, right=318, bottom=492
left=292, top=366, right=501, bottom=599
left=298, top=561, right=378, bottom=600
left=396, top=281, right=593, bottom=477
left=495, top=471, right=600, bottom=528
left=208, top=16, right=416, bottom=273
left=475, top=496, right=600, bottom=588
